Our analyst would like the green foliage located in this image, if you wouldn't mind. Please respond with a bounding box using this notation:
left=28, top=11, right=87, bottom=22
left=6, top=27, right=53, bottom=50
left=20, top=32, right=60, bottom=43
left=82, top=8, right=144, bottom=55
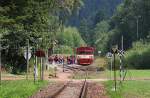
left=105, top=80, right=150, bottom=98
left=57, top=27, right=85, bottom=47
left=0, top=0, right=83, bottom=73
left=54, top=45, right=74, bottom=54
left=56, top=27, right=85, bottom=54
left=79, top=19, right=93, bottom=45
left=0, top=80, right=48, bottom=98
left=94, top=21, right=110, bottom=54
left=111, top=0, right=150, bottom=49
left=94, top=21, right=122, bottom=55
left=125, top=41, right=150, bottom=69
left=92, top=0, right=150, bottom=57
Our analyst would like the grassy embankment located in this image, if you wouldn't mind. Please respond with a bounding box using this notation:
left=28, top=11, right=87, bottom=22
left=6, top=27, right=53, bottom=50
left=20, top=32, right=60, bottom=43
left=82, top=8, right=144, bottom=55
left=72, top=57, right=150, bottom=79
left=105, top=80, right=150, bottom=98
left=72, top=69, right=150, bottom=79
left=0, top=80, right=48, bottom=98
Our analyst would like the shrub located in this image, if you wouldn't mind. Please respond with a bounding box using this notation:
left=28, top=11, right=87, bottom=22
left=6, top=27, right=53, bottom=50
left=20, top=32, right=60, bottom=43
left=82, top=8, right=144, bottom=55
left=125, top=41, right=150, bottom=69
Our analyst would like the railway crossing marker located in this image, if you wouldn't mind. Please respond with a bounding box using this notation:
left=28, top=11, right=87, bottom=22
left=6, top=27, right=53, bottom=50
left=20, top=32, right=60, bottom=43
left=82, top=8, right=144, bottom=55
left=110, top=45, right=128, bottom=91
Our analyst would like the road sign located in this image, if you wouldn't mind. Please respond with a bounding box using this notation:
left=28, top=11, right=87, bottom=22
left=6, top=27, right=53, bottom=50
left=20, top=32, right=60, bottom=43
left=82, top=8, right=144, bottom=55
left=24, top=50, right=32, bottom=60
left=35, top=49, right=45, bottom=57
left=106, top=52, right=112, bottom=58
left=98, top=51, right=101, bottom=54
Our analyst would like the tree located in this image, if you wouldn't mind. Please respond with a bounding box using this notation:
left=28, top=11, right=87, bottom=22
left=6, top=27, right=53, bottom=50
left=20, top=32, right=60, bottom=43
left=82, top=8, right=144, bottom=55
left=79, top=19, right=93, bottom=45
left=94, top=21, right=110, bottom=54
left=0, top=0, right=83, bottom=73
left=111, top=0, right=150, bottom=49
left=57, top=27, right=85, bottom=47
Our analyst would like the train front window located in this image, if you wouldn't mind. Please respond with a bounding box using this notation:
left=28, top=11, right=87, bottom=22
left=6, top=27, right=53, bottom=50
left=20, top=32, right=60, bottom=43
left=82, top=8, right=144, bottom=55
left=77, top=51, right=93, bottom=54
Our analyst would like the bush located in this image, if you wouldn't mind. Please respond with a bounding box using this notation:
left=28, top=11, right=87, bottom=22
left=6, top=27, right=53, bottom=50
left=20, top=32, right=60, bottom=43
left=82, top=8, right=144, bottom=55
left=125, top=41, right=150, bottom=69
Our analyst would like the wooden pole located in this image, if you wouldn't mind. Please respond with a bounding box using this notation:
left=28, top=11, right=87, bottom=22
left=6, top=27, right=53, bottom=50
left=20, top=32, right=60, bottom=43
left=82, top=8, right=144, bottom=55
left=0, top=39, right=1, bottom=85
left=137, top=18, right=139, bottom=40
left=36, top=44, right=38, bottom=80
left=26, top=39, right=29, bottom=80
left=34, top=51, right=36, bottom=83
left=121, top=36, right=124, bottom=51
left=113, top=53, right=117, bottom=91
left=40, top=57, right=42, bottom=80
left=41, top=57, right=44, bottom=80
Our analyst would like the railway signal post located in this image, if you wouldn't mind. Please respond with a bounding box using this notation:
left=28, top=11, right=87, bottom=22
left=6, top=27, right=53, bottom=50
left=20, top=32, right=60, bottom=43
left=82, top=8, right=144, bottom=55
left=112, top=45, right=118, bottom=91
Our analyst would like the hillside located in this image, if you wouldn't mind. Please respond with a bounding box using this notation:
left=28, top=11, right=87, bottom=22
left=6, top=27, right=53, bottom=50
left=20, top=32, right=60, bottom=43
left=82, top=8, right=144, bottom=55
left=68, top=0, right=122, bottom=27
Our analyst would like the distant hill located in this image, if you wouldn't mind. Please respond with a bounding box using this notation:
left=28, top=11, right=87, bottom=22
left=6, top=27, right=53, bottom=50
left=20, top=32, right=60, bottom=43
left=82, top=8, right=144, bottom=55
left=68, top=0, right=122, bottom=27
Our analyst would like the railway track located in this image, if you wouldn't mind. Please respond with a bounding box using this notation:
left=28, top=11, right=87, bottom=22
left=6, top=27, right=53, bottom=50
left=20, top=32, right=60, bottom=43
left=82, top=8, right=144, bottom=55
left=54, top=80, right=87, bottom=98
left=30, top=80, right=88, bottom=98
left=52, top=65, right=88, bottom=98
left=31, top=65, right=88, bottom=98
left=65, top=65, right=88, bottom=71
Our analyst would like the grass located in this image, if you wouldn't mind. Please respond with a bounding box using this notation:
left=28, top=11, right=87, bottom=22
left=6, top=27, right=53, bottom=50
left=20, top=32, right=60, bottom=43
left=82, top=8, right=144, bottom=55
left=125, top=70, right=150, bottom=78
left=72, top=69, right=150, bottom=79
left=109, top=70, right=150, bottom=80
left=93, top=57, right=107, bottom=68
left=105, top=80, right=150, bottom=98
left=0, top=80, right=48, bottom=98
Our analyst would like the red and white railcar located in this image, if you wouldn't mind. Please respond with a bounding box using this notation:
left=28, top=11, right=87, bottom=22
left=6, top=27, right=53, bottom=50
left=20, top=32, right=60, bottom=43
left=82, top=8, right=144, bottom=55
left=76, top=47, right=94, bottom=65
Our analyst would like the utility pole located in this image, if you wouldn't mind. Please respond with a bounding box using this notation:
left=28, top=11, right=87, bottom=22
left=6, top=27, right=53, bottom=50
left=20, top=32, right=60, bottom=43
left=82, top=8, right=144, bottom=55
left=136, top=16, right=141, bottom=40
left=137, top=18, right=139, bottom=40
left=40, top=53, right=42, bottom=80
left=121, top=36, right=124, bottom=51
left=34, top=47, right=36, bottom=83
left=35, top=44, right=38, bottom=80
left=26, top=39, right=29, bottom=80
left=112, top=45, right=118, bottom=91
left=110, top=56, right=113, bottom=80
left=113, top=52, right=116, bottom=91
left=41, top=57, right=44, bottom=80
left=0, top=39, right=1, bottom=85
left=34, top=46, right=38, bottom=83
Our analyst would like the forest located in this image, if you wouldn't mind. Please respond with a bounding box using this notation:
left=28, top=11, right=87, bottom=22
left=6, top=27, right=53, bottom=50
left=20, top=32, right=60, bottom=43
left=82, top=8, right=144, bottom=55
left=0, top=0, right=150, bottom=73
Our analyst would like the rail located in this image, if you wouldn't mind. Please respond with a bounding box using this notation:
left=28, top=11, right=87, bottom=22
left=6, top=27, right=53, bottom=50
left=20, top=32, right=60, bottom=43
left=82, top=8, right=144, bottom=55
left=51, top=81, right=71, bottom=98
left=79, top=80, right=88, bottom=98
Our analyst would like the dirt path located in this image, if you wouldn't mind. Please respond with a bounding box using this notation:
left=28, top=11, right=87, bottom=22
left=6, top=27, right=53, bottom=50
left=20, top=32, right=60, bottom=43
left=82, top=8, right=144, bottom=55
left=86, top=83, right=108, bottom=98
left=30, top=82, right=66, bottom=98
left=46, top=66, right=73, bottom=82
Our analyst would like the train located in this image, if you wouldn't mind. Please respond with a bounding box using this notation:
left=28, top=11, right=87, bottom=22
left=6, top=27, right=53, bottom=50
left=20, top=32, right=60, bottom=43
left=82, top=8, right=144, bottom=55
left=76, top=47, right=94, bottom=65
